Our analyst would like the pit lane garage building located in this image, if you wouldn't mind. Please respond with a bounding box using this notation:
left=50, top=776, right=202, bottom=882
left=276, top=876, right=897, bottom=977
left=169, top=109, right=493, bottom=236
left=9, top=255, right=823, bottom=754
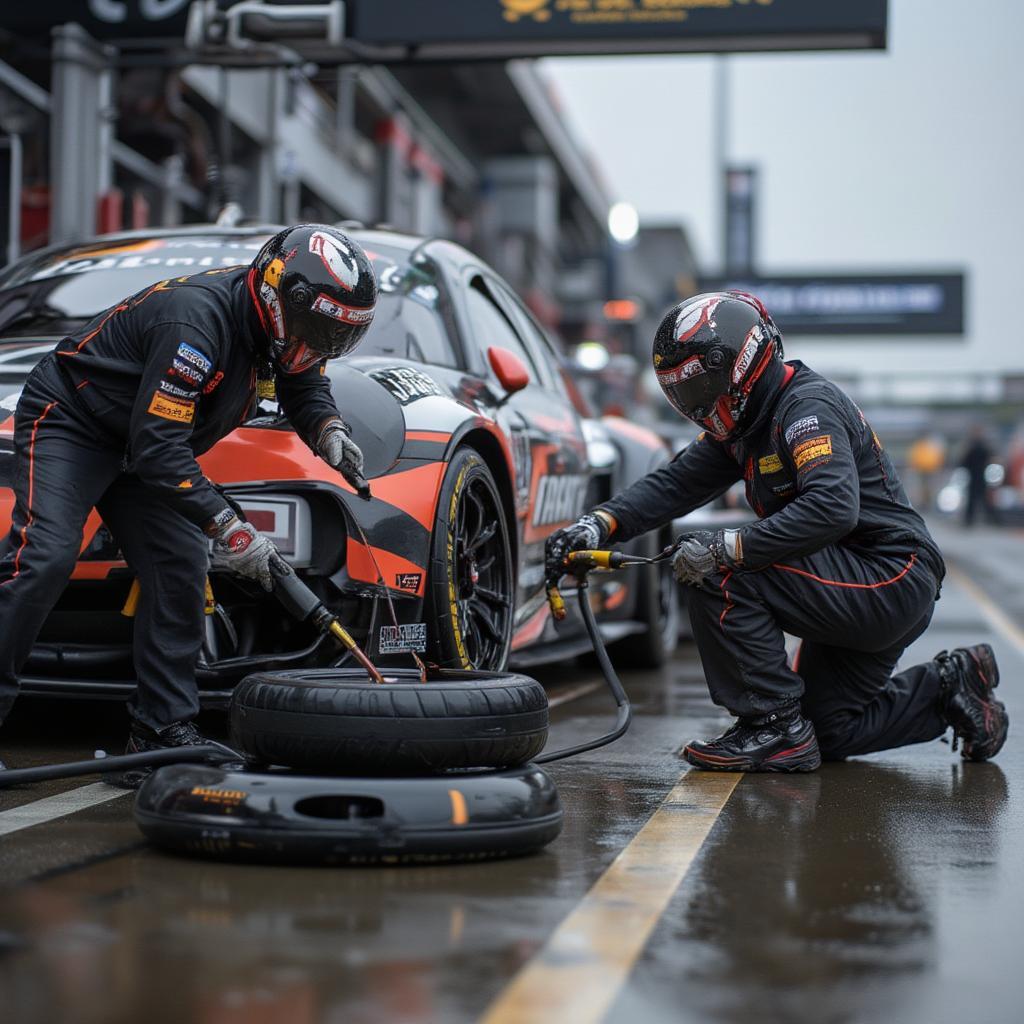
left=0, top=11, right=616, bottom=341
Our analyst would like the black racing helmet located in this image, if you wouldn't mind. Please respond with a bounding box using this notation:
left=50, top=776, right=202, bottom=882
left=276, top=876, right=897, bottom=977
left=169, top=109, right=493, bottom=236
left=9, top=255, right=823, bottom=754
left=652, top=291, right=783, bottom=442
left=250, top=224, right=377, bottom=374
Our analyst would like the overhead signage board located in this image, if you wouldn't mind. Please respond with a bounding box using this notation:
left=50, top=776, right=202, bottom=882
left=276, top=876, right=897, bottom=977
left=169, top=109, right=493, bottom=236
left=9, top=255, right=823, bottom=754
left=348, top=0, right=888, bottom=58
left=700, top=273, right=965, bottom=336
left=0, top=1, right=887, bottom=58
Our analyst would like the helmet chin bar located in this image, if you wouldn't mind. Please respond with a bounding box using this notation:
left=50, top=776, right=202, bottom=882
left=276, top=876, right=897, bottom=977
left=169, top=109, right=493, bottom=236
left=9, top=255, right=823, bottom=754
left=273, top=337, right=323, bottom=375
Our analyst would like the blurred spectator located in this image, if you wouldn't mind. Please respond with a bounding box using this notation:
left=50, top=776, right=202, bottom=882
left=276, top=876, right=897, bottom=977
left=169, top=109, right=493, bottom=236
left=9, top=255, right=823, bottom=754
left=959, top=425, right=999, bottom=527
left=907, top=433, right=945, bottom=510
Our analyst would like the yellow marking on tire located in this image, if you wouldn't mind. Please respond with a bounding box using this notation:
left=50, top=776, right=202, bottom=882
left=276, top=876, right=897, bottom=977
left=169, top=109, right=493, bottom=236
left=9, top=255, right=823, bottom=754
left=448, top=788, right=469, bottom=825
left=448, top=463, right=470, bottom=667
left=479, top=771, right=741, bottom=1024
left=946, top=564, right=1024, bottom=657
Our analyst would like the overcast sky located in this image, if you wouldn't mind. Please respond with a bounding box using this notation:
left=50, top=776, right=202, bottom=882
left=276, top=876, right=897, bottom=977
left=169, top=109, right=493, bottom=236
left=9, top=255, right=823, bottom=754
left=541, top=0, right=1024, bottom=380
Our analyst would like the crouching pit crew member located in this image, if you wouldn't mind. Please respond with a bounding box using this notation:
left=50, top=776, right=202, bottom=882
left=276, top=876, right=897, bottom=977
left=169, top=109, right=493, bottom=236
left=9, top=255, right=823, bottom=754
left=0, top=224, right=377, bottom=779
left=546, top=292, right=1008, bottom=772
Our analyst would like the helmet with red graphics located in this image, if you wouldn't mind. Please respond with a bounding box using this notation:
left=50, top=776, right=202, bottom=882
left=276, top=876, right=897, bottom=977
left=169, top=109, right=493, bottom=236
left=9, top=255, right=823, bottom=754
left=250, top=224, right=377, bottom=374
left=652, top=291, right=783, bottom=442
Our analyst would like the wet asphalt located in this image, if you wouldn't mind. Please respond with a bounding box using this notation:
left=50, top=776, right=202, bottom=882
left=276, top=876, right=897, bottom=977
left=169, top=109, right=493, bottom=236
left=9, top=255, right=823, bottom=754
left=0, top=520, right=1021, bottom=1024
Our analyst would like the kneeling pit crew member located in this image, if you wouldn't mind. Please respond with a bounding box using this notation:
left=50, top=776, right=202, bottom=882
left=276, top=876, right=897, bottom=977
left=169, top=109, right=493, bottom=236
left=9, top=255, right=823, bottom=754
left=546, top=292, right=1007, bottom=772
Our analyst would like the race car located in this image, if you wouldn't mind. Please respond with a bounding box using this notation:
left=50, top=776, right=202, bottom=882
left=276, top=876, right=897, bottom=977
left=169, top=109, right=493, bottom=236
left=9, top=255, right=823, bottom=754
left=0, top=226, right=676, bottom=706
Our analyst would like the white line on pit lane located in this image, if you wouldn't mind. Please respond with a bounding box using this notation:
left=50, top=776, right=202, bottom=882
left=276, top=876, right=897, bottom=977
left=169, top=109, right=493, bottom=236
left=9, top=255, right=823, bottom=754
left=0, top=782, right=129, bottom=837
left=548, top=681, right=602, bottom=708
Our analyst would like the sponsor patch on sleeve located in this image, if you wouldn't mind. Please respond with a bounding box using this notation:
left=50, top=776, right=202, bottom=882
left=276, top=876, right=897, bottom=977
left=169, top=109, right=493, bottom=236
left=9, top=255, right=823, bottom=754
left=148, top=392, right=196, bottom=424
left=176, top=342, right=212, bottom=375
left=159, top=379, right=199, bottom=399
left=793, top=434, right=833, bottom=470
left=758, top=452, right=783, bottom=475
left=784, top=415, right=820, bottom=445
left=170, top=358, right=205, bottom=385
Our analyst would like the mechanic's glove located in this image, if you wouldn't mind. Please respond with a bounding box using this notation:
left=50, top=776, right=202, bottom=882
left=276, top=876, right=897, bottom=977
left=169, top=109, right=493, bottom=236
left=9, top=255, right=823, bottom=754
left=545, top=511, right=612, bottom=582
left=208, top=514, right=281, bottom=592
left=671, top=529, right=742, bottom=585
left=316, top=418, right=367, bottom=495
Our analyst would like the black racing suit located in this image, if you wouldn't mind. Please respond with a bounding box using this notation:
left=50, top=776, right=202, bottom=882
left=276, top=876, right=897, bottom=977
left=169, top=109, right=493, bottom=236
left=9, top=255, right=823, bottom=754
left=600, top=361, right=948, bottom=759
left=0, top=267, right=341, bottom=730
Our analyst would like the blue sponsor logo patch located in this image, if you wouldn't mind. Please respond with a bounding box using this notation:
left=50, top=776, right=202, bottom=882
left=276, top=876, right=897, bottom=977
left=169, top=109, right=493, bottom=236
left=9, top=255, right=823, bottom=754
left=176, top=342, right=212, bottom=374
left=171, top=358, right=204, bottom=384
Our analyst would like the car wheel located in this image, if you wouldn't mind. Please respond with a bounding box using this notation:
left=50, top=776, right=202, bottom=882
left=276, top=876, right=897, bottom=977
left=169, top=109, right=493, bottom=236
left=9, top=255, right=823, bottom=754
left=135, top=762, right=563, bottom=866
left=229, top=667, right=548, bottom=774
left=611, top=530, right=680, bottom=669
left=426, top=448, right=513, bottom=671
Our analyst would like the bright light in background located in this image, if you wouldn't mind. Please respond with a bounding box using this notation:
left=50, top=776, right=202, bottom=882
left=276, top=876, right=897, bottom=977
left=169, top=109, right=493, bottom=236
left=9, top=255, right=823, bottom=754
left=574, top=341, right=610, bottom=371
left=608, top=201, right=639, bottom=244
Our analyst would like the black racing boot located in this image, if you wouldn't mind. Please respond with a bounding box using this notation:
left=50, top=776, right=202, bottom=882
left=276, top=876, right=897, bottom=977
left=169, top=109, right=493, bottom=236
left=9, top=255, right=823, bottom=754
left=682, top=706, right=821, bottom=772
left=937, top=644, right=1008, bottom=762
left=108, top=719, right=209, bottom=790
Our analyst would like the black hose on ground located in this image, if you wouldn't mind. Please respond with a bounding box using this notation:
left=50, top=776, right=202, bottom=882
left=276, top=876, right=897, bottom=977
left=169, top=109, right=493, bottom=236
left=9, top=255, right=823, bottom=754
left=0, top=742, right=242, bottom=788
left=535, top=579, right=632, bottom=764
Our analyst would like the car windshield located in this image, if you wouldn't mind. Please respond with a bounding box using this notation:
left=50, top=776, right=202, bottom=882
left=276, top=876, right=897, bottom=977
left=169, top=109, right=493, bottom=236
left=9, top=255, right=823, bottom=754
left=0, top=233, right=455, bottom=369
left=0, top=235, right=269, bottom=337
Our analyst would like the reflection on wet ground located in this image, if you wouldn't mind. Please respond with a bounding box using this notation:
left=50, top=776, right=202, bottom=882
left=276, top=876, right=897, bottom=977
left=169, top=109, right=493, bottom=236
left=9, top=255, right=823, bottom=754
left=1, top=536, right=1021, bottom=1024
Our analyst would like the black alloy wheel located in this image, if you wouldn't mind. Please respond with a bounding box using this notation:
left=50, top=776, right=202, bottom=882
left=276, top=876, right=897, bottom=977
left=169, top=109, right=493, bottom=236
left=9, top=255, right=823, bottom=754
left=427, top=449, right=514, bottom=671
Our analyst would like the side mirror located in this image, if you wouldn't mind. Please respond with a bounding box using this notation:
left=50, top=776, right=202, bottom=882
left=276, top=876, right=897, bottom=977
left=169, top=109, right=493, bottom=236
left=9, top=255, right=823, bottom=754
left=487, top=346, right=530, bottom=396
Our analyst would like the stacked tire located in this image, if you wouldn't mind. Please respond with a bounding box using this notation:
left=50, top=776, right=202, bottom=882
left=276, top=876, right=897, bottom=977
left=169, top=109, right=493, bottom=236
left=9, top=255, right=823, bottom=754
left=135, top=668, right=562, bottom=865
left=229, top=668, right=549, bottom=774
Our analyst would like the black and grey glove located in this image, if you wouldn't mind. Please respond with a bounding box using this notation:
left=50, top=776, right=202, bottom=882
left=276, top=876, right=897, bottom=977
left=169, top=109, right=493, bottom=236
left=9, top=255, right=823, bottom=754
left=316, top=417, right=367, bottom=496
left=545, top=511, right=612, bottom=582
left=671, top=529, right=742, bottom=585
left=208, top=512, right=281, bottom=592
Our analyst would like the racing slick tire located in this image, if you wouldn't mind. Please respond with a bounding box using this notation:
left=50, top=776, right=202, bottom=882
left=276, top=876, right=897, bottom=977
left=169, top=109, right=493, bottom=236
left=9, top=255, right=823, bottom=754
left=426, top=448, right=514, bottom=671
left=134, top=762, right=563, bottom=866
left=611, top=529, right=680, bottom=669
left=229, top=667, right=548, bottom=774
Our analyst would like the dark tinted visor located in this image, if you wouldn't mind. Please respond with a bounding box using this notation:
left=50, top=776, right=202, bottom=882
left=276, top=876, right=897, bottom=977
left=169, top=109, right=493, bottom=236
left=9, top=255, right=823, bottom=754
left=656, top=359, right=731, bottom=420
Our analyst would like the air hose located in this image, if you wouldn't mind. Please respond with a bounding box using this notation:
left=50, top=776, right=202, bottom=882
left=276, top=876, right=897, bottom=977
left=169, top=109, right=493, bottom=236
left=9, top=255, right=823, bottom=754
left=0, top=550, right=669, bottom=786
left=0, top=741, right=242, bottom=787
left=535, top=547, right=672, bottom=764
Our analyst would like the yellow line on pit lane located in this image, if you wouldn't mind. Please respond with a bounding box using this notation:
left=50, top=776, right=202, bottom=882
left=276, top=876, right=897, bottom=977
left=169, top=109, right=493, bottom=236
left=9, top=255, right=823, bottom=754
left=479, top=770, right=741, bottom=1024
left=946, top=564, right=1024, bottom=657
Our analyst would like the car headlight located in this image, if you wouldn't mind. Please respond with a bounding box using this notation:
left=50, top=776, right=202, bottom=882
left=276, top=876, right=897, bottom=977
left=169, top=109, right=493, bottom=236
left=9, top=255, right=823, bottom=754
left=582, top=419, right=617, bottom=470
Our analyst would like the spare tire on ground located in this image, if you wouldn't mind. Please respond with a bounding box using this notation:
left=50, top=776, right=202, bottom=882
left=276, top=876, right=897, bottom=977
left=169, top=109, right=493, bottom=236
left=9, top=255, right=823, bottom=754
left=135, top=763, right=563, bottom=865
left=229, top=667, right=549, bottom=775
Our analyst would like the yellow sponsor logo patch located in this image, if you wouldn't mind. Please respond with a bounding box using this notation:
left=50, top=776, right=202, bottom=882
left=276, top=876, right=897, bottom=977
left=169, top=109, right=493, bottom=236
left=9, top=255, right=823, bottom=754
left=758, top=453, right=783, bottom=475
left=794, top=435, right=833, bottom=469
left=148, top=392, right=196, bottom=424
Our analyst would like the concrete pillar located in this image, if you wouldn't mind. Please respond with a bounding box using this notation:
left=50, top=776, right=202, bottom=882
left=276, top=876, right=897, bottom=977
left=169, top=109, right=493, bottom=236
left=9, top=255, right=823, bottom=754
left=376, top=112, right=414, bottom=230
left=254, top=69, right=282, bottom=223
left=410, top=145, right=444, bottom=236
left=50, top=23, right=116, bottom=243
